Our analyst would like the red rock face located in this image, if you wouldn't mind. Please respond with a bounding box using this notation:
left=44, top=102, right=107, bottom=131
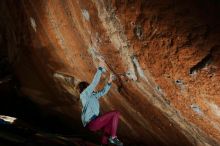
left=1, top=0, right=220, bottom=145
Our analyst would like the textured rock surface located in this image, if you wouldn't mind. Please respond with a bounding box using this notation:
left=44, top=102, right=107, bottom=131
left=1, top=0, right=220, bottom=145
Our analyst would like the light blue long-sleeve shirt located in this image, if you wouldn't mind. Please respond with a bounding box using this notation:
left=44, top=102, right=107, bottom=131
left=80, top=67, right=112, bottom=127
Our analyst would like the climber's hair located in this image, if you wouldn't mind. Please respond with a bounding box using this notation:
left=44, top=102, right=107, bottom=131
left=77, top=81, right=89, bottom=93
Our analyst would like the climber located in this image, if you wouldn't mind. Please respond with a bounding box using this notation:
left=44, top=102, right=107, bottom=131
left=77, top=59, right=123, bottom=146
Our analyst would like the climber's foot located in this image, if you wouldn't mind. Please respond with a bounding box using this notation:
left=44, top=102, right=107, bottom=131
left=108, top=136, right=123, bottom=146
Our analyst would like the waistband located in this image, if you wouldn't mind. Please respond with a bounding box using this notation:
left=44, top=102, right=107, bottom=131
left=86, top=115, right=98, bottom=126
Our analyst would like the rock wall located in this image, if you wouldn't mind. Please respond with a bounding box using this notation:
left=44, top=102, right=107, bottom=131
left=1, top=0, right=220, bottom=145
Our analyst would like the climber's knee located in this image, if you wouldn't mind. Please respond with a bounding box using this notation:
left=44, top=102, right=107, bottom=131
left=112, top=110, right=120, bottom=117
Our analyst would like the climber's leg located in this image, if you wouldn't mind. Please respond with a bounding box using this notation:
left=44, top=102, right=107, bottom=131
left=101, top=119, right=112, bottom=144
left=86, top=110, right=120, bottom=144
left=101, top=111, right=120, bottom=144
left=110, top=111, right=120, bottom=137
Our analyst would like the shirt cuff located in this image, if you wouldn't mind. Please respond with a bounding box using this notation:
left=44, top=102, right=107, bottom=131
left=98, top=67, right=106, bottom=73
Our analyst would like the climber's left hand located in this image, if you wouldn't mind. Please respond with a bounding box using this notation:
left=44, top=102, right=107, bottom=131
left=108, top=73, right=116, bottom=83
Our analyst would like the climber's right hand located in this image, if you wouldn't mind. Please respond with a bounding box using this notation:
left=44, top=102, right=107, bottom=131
left=98, top=57, right=107, bottom=70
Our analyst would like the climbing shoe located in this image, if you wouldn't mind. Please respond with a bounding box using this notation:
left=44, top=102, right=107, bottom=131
left=108, top=136, right=123, bottom=146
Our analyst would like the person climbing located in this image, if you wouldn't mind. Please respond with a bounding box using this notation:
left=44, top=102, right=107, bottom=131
left=77, top=59, right=123, bottom=146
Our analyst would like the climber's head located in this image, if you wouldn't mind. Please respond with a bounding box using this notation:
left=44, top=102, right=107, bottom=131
left=77, top=81, right=89, bottom=94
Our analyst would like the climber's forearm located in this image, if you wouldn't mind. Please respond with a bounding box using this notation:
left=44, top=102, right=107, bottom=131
left=95, top=82, right=112, bottom=99
left=82, top=67, right=105, bottom=95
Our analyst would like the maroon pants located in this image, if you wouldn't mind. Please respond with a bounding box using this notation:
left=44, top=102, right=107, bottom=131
left=86, top=110, right=120, bottom=144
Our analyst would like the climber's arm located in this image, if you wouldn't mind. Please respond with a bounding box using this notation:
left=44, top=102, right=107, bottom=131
left=95, top=73, right=115, bottom=99
left=95, top=83, right=112, bottom=99
left=82, top=67, right=106, bottom=96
